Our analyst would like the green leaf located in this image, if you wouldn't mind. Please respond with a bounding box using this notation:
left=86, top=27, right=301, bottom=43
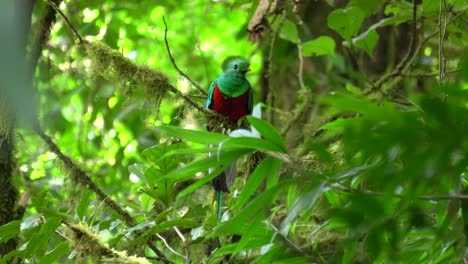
left=422, top=0, right=439, bottom=14
left=348, top=0, right=385, bottom=16
left=328, top=7, right=365, bottom=41
left=157, top=149, right=251, bottom=183
left=223, top=137, right=285, bottom=153
left=280, top=182, right=326, bottom=236
left=212, top=184, right=284, bottom=236
left=214, top=217, right=272, bottom=256
left=128, top=163, right=148, bottom=184
left=353, top=29, right=379, bottom=56
left=319, top=117, right=358, bottom=138
left=38, top=242, right=70, bottom=264
left=176, top=165, right=227, bottom=199
left=146, top=219, right=199, bottom=235
left=279, top=19, right=298, bottom=43
left=247, top=117, right=287, bottom=152
left=233, top=157, right=279, bottom=210
left=302, top=36, right=336, bottom=57
left=266, top=158, right=282, bottom=189
left=140, top=192, right=155, bottom=212
left=0, top=221, right=20, bottom=243
left=157, top=125, right=228, bottom=145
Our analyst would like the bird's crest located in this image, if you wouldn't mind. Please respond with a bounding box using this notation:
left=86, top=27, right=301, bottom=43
left=222, top=56, right=248, bottom=72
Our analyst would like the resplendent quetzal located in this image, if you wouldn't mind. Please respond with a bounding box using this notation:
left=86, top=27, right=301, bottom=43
left=205, top=56, right=253, bottom=221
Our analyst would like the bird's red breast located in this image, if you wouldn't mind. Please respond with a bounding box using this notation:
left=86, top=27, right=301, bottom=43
left=209, top=82, right=251, bottom=122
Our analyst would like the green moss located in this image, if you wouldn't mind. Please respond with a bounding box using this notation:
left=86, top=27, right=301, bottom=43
left=67, top=223, right=150, bottom=264
left=80, top=41, right=171, bottom=114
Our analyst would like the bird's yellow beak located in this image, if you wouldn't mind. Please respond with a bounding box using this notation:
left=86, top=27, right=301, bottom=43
left=246, top=68, right=251, bottom=72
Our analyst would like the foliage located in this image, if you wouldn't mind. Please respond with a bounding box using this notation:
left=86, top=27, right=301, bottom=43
left=0, top=0, right=467, bottom=263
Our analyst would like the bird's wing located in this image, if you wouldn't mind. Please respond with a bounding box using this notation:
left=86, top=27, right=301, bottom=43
left=205, top=80, right=217, bottom=109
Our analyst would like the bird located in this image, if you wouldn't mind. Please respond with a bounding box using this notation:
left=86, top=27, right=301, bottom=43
left=205, top=56, right=253, bottom=221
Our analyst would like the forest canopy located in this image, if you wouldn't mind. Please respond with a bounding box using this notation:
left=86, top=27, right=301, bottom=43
left=1, top=0, right=468, bottom=263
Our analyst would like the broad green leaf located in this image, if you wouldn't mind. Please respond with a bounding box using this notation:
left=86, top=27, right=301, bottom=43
left=212, top=184, right=284, bottom=236
left=328, top=7, right=365, bottom=41
left=345, top=83, right=361, bottom=94
left=353, top=29, right=378, bottom=56
left=140, top=192, right=155, bottom=212
left=320, top=93, right=395, bottom=119
left=157, top=149, right=251, bottom=183
left=214, top=217, right=272, bottom=257
left=0, top=220, right=20, bottom=243
left=247, top=116, right=287, bottom=152
left=348, top=0, right=386, bottom=16
left=223, top=137, right=285, bottom=153
left=302, top=36, right=336, bottom=57
left=38, top=242, right=70, bottom=264
left=233, top=157, right=278, bottom=210
left=280, top=182, right=326, bottom=236
left=422, top=0, right=439, bottom=14
left=279, top=19, right=298, bottom=43
left=157, top=125, right=228, bottom=145
left=266, top=158, right=282, bottom=189
left=128, top=163, right=148, bottom=184
left=146, top=219, right=199, bottom=235
left=176, top=165, right=227, bottom=199
left=384, top=1, right=414, bottom=25
left=319, top=117, right=359, bottom=138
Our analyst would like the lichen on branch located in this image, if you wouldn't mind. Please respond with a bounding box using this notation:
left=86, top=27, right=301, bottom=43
left=80, top=41, right=170, bottom=112
left=79, top=40, right=208, bottom=114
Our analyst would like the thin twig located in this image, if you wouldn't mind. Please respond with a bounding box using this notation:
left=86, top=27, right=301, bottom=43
left=270, top=223, right=313, bottom=260
left=370, top=5, right=468, bottom=93
left=168, top=83, right=208, bottom=113
left=46, top=0, right=83, bottom=43
left=155, top=233, right=187, bottom=261
left=438, top=0, right=448, bottom=84
left=162, top=16, right=207, bottom=96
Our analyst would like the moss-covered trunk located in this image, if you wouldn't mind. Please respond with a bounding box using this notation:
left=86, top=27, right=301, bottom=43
left=0, top=123, right=17, bottom=256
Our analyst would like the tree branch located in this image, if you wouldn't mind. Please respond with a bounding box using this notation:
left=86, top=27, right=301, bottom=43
left=369, top=5, right=468, bottom=93
left=46, top=0, right=83, bottom=43
left=33, top=122, right=172, bottom=263
left=162, top=16, right=207, bottom=96
left=30, top=0, right=63, bottom=73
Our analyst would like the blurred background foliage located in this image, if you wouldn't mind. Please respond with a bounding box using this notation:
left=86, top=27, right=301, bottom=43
left=0, top=0, right=468, bottom=263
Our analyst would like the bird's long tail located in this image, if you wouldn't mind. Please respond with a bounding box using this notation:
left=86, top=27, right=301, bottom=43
left=216, top=191, right=223, bottom=224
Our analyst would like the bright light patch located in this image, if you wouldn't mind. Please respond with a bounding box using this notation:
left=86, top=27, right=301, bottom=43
left=20, top=165, right=28, bottom=172
left=424, top=47, right=432, bottom=56
left=199, top=41, right=214, bottom=53
left=108, top=129, right=117, bottom=138
left=128, top=51, right=138, bottom=60
left=162, top=115, right=171, bottom=124
left=97, top=25, right=108, bottom=40
left=83, top=8, right=99, bottom=23
left=108, top=97, right=119, bottom=108
left=129, top=173, right=139, bottom=183
left=178, top=78, right=189, bottom=93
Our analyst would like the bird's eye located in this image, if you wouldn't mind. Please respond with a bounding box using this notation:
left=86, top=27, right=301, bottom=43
left=233, top=64, right=238, bottom=69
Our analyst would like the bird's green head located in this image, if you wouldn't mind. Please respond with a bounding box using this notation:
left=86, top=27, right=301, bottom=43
left=221, top=56, right=251, bottom=78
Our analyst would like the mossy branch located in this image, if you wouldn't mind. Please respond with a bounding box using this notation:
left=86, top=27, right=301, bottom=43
left=33, top=123, right=172, bottom=263
left=64, top=221, right=151, bottom=264
left=80, top=40, right=208, bottom=114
